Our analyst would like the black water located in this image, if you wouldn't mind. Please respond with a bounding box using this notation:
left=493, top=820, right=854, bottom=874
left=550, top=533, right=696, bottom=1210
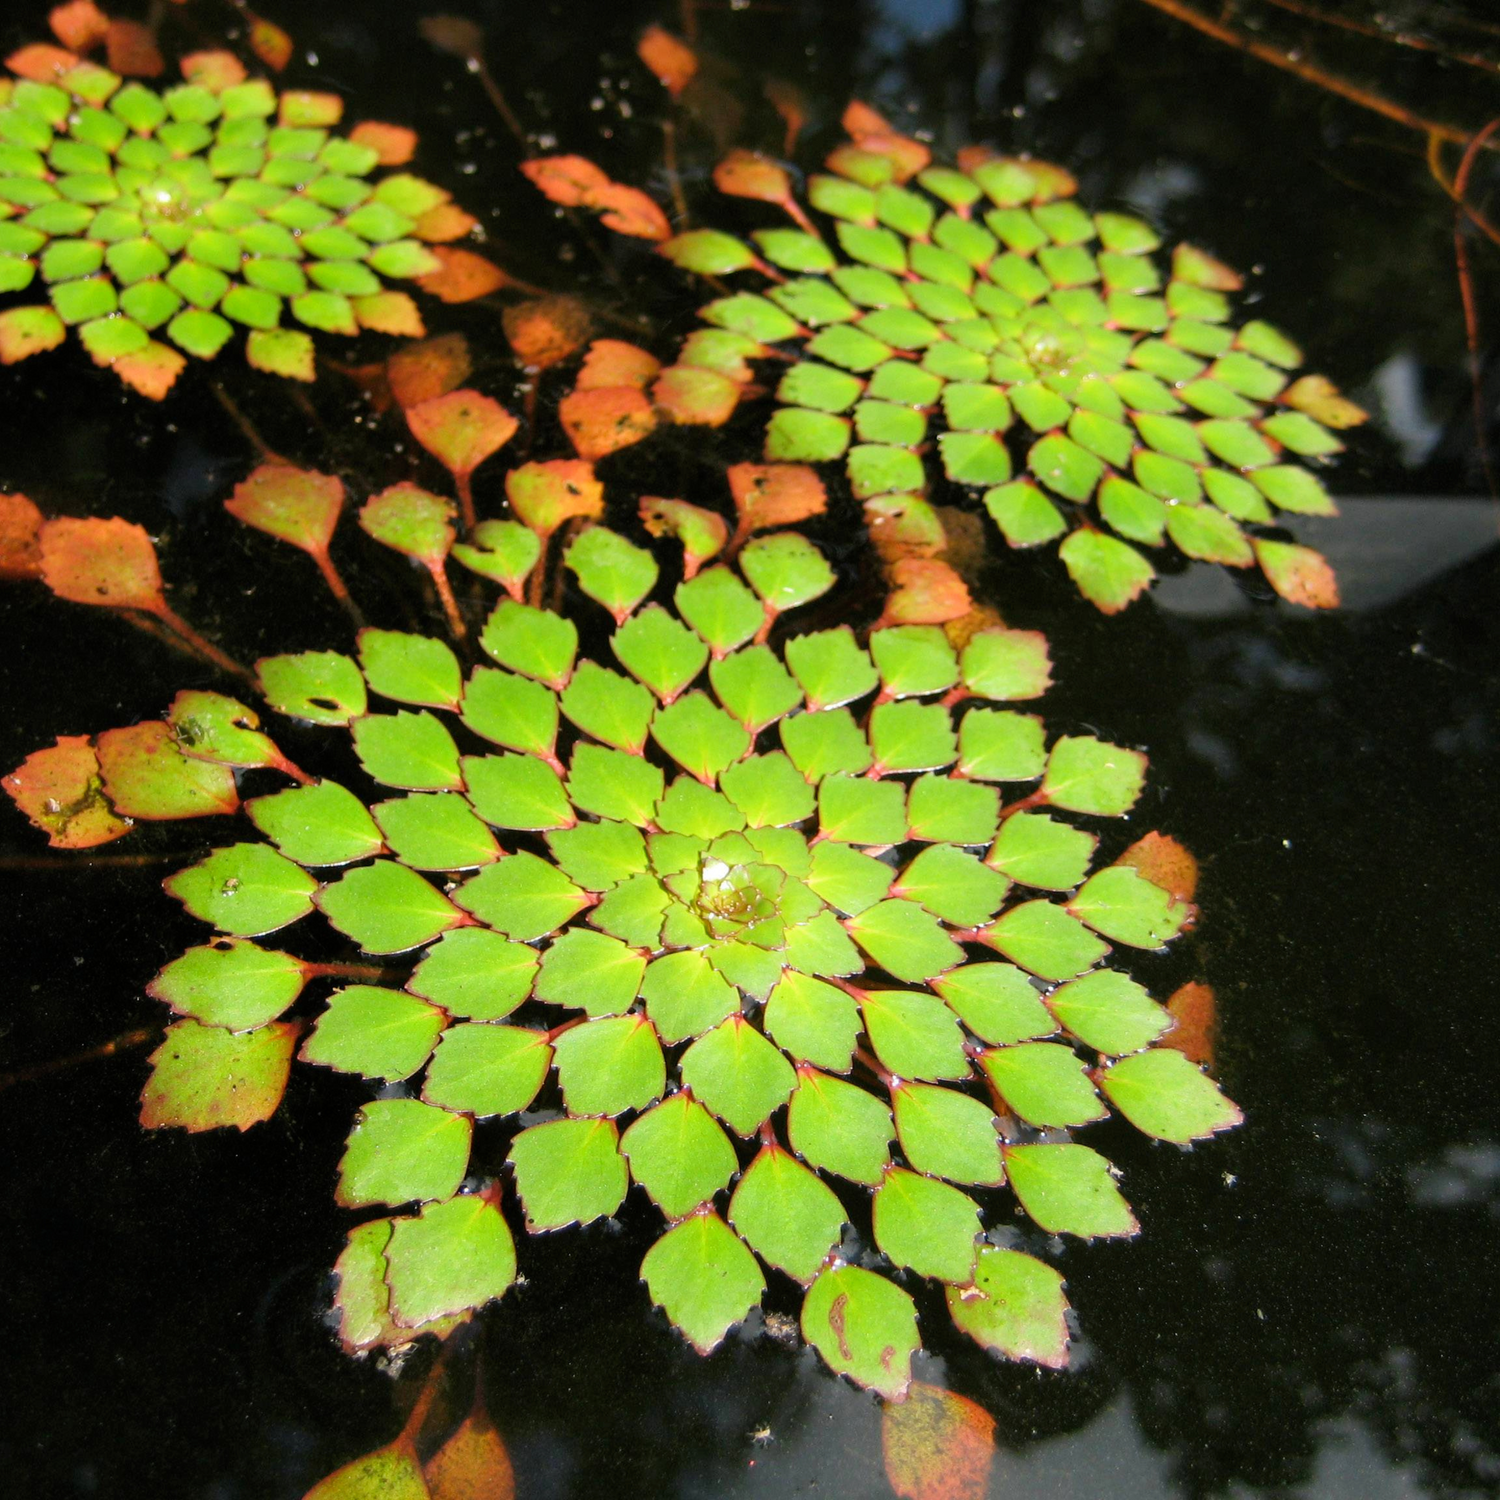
left=2, top=1, right=1498, bottom=1496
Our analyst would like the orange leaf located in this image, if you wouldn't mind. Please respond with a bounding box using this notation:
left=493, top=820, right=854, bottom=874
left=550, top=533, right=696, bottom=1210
left=1172, top=243, right=1244, bottom=293
left=179, top=50, right=247, bottom=90
left=96, top=721, right=240, bottom=820
left=559, top=387, right=658, bottom=460
left=854, top=131, right=930, bottom=182
left=6, top=44, right=79, bottom=81
left=882, top=1383, right=996, bottom=1500
left=105, top=19, right=164, bottom=77
left=248, top=14, right=294, bottom=72
left=519, top=154, right=613, bottom=208
left=0, top=491, right=44, bottom=579
left=864, top=495, right=945, bottom=563
left=387, top=333, right=472, bottom=409
left=415, top=203, right=479, bottom=242
left=1162, top=981, right=1217, bottom=1070
left=637, top=24, right=697, bottom=98
left=407, top=389, right=519, bottom=479
left=727, top=463, right=827, bottom=535
left=882, top=557, right=972, bottom=625
left=0, top=308, right=67, bottom=365
left=39, top=516, right=166, bottom=613
left=48, top=1, right=109, bottom=52
left=639, top=497, right=727, bottom=580
left=2, top=735, right=132, bottom=849
left=590, top=181, right=671, bottom=241
left=1115, top=830, right=1199, bottom=905
left=350, top=120, right=418, bottom=166
left=843, top=100, right=892, bottom=137
left=955, top=145, right=997, bottom=175
left=506, top=460, right=604, bottom=538
left=112, top=340, right=186, bottom=400
left=225, top=465, right=344, bottom=555
left=1252, top=538, right=1340, bottom=609
left=1027, top=160, right=1078, bottom=200
left=422, top=1401, right=516, bottom=1500
left=1282, top=374, right=1368, bottom=429
left=713, top=149, right=793, bottom=207
left=577, top=339, right=660, bottom=392
left=651, top=364, right=740, bottom=426
left=502, top=295, right=591, bottom=372
left=417, top=246, right=509, bottom=304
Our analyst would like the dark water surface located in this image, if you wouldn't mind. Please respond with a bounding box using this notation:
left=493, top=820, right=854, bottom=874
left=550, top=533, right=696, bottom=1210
left=2, top=1, right=1498, bottom=1496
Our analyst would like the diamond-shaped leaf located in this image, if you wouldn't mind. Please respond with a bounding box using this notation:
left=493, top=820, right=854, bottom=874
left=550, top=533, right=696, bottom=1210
left=337, top=1099, right=471, bottom=1208
left=621, top=1093, right=737, bottom=1220
left=535, top=928, right=646, bottom=1018
left=139, top=1017, right=296, bottom=1133
left=316, top=860, right=464, bottom=954
left=1003, top=1142, right=1135, bottom=1238
left=507, top=1116, right=627, bottom=1231
left=729, top=1141, right=846, bottom=1284
left=891, top=1080, right=1004, bottom=1185
left=642, top=1211, right=765, bottom=1355
left=455, top=852, right=587, bottom=940
left=680, top=1016, right=796, bottom=1136
left=165, top=843, right=317, bottom=936
left=932, top=962, right=1055, bottom=1046
left=802, top=1264, right=917, bottom=1400
left=552, top=1013, right=665, bottom=1117
left=1098, top=1048, right=1242, bottom=1141
left=946, top=1247, right=1069, bottom=1368
left=421, top=1023, right=552, bottom=1116
left=407, top=928, right=539, bottom=1020
left=872, top=1167, right=980, bottom=1284
left=787, top=1066, right=893, bottom=1185
left=302, top=985, right=446, bottom=1081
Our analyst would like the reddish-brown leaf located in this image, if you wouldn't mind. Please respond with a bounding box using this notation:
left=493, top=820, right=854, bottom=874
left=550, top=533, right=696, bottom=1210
left=248, top=13, right=294, bottom=71
left=577, top=339, right=660, bottom=392
left=1115, top=830, right=1199, bottom=905
left=1027, top=160, right=1078, bottom=200
left=179, top=50, right=247, bottom=90
left=843, top=100, right=892, bottom=137
left=865, top=495, right=946, bottom=563
left=419, top=13, right=485, bottom=61
left=651, top=365, right=740, bottom=427
left=226, top=465, right=344, bottom=555
left=140, top=1019, right=298, bottom=1134
left=727, top=463, right=827, bottom=536
left=112, top=340, right=187, bottom=400
left=2, top=736, right=132, bottom=849
left=882, top=1383, right=996, bottom=1500
left=590, top=181, right=671, bottom=241
left=350, top=120, right=419, bottom=166
left=1162, top=981, right=1216, bottom=1070
left=407, top=389, right=519, bottom=479
left=713, top=150, right=793, bottom=208
left=48, top=1, right=109, bottom=52
left=855, top=131, right=930, bottom=182
left=639, top=497, right=727, bottom=580
left=96, top=721, right=240, bottom=820
left=5, top=44, right=79, bottom=81
left=502, top=295, right=591, bottom=372
left=105, top=19, right=164, bottom=77
left=1252, top=538, right=1340, bottom=609
left=414, top=203, right=479, bottom=242
left=423, top=1402, right=516, bottom=1500
left=882, top=557, right=972, bottom=625
left=39, top=516, right=166, bottom=612
left=519, top=154, right=613, bottom=208
left=637, top=24, right=697, bottom=98
left=763, top=77, right=808, bottom=155
left=506, top=460, right=604, bottom=538
left=416, top=247, right=509, bottom=304
left=559, top=387, right=658, bottom=460
left=955, top=145, right=997, bottom=175
left=387, top=333, right=472, bottom=409
left=0, top=491, right=44, bottom=579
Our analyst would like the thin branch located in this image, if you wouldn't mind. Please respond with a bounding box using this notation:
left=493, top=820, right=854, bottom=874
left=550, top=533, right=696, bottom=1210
left=1259, top=0, right=1500, bottom=76
left=0, top=1025, right=158, bottom=1094
left=1451, top=119, right=1500, bottom=497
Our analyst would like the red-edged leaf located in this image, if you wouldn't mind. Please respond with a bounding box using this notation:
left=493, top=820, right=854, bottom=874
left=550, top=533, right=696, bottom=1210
left=714, top=150, right=795, bottom=208
left=1114, top=831, right=1198, bottom=904
left=105, top=19, right=164, bottom=77
left=140, top=1019, right=297, bottom=1133
left=1172, top=243, right=1243, bottom=292
left=639, top=497, right=727, bottom=580
left=592, top=182, right=671, bottom=241
left=5, top=44, right=79, bottom=81
left=360, top=483, right=456, bottom=568
left=354, top=292, right=426, bottom=338
left=0, top=308, right=68, bottom=365
left=3, top=735, right=132, bottom=849
left=0, top=492, right=43, bottom=579
left=95, top=721, right=239, bottom=820
left=1253, top=538, right=1340, bottom=609
left=248, top=14, right=294, bottom=72
left=651, top=365, right=740, bottom=427
left=417, top=247, right=509, bottom=304
left=882, top=557, right=972, bottom=626
left=225, top=465, right=343, bottom=556
left=387, top=334, right=472, bottom=409
left=506, top=460, right=604, bottom=539
left=520, top=155, right=613, bottom=208
left=179, top=50, right=247, bottom=90
left=350, top=120, right=419, bottom=166
left=1162, top=981, right=1216, bottom=1069
left=1282, top=374, right=1367, bottom=429
left=502, top=296, right=592, bottom=371
left=112, top=341, right=187, bottom=400
left=49, top=2, right=109, bottom=51
left=882, top=1383, right=996, bottom=1500
left=414, top=203, right=479, bottom=243
left=39, top=516, right=166, bottom=613
left=637, top=24, right=698, bottom=97
left=559, top=387, right=658, bottom=459
left=578, top=340, right=661, bottom=392
left=843, top=100, right=892, bottom=137
left=407, top=390, right=519, bottom=479
left=727, top=463, right=827, bottom=536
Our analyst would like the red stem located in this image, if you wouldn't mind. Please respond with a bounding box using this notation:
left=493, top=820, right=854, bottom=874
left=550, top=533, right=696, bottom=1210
left=426, top=559, right=468, bottom=641
left=455, top=472, right=477, bottom=535
left=310, top=545, right=363, bottom=626
left=149, top=603, right=257, bottom=688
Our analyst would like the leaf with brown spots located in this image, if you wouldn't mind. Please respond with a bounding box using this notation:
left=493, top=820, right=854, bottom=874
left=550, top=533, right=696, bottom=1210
left=2, top=736, right=131, bottom=849
left=1282, top=374, right=1367, bottom=429
left=39, top=516, right=166, bottom=613
left=0, top=308, right=67, bottom=366
left=95, top=721, right=240, bottom=821
left=105, top=19, right=164, bottom=77
left=506, top=460, right=604, bottom=540
left=407, top=391, right=519, bottom=483
left=882, top=1383, right=996, bottom=1500
left=350, top=121, right=418, bottom=166
left=559, top=387, right=658, bottom=460
left=423, top=1396, right=516, bottom=1500
left=1162, top=981, right=1216, bottom=1070
left=577, top=340, right=660, bottom=392
left=637, top=24, right=697, bottom=98
left=865, top=495, right=946, bottom=564
left=0, top=492, right=43, bottom=579
left=1253, top=538, right=1340, bottom=610
left=1115, top=831, right=1199, bottom=905
left=502, top=296, right=591, bottom=372
left=639, top=497, right=727, bottom=580
left=881, top=557, right=972, bottom=626
left=48, top=2, right=109, bottom=51
left=727, top=463, right=827, bottom=539
left=140, top=1019, right=298, bottom=1134
left=387, top=334, right=472, bottom=410
left=417, top=247, right=508, bottom=304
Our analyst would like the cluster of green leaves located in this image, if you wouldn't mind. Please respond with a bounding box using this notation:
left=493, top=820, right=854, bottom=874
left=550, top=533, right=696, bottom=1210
left=662, top=151, right=1358, bottom=612
left=141, top=514, right=1238, bottom=1397
left=0, top=53, right=447, bottom=392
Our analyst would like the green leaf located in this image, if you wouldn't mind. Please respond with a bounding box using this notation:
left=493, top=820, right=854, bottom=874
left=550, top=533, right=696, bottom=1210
left=641, top=1211, right=765, bottom=1355
left=546, top=818, right=648, bottom=892
left=783, top=627, right=878, bottom=711
left=891, top=1081, right=1004, bottom=1185
left=802, top=1264, right=918, bottom=1399
left=709, top=645, right=803, bottom=734
left=1058, top=529, right=1155, bottom=615
left=766, top=407, right=853, bottom=462
left=358, top=630, right=462, bottom=710
left=480, top=600, right=578, bottom=689
left=894, top=844, right=1008, bottom=926
left=869, top=626, right=958, bottom=698
left=640, top=950, right=739, bottom=1043
left=407, top=928, right=538, bottom=1020
left=1068, top=865, right=1189, bottom=947
left=565, top=526, right=659, bottom=624
left=421, top=1023, right=552, bottom=1116
left=847, top=898, right=964, bottom=982
left=869, top=700, right=956, bottom=773
left=351, top=711, right=463, bottom=792
left=1003, top=1142, right=1136, bottom=1238
left=1099, top=1048, right=1242, bottom=1141
left=660, top=228, right=757, bottom=275
left=651, top=692, right=751, bottom=783
left=984, top=479, right=1067, bottom=548
left=960, top=630, right=1052, bottom=701
left=316, top=860, right=464, bottom=954
left=906, top=773, right=1000, bottom=845
left=1098, top=475, right=1168, bottom=545
left=784, top=908, right=863, bottom=978
left=463, top=751, right=574, bottom=832
left=373, top=793, right=499, bottom=870
left=980, top=1041, right=1104, bottom=1127
left=729, top=1142, right=845, bottom=1284
left=567, top=742, right=664, bottom=826
left=674, top=567, right=764, bottom=655
left=165, top=843, right=317, bottom=936
left=453, top=518, right=542, bottom=594
left=985, top=900, right=1107, bottom=981
left=739, top=533, right=835, bottom=616
left=932, top=962, right=1056, bottom=1046
left=455, top=852, right=587, bottom=941
left=385, top=1194, right=516, bottom=1327
left=818, top=773, right=907, bottom=845
left=621, top=1094, right=737, bottom=1219
left=590, top=872, right=671, bottom=946
left=1041, top=735, right=1147, bottom=816
left=763, top=970, right=861, bottom=1071
left=148, top=940, right=305, bottom=1032
left=1251, top=464, right=1337, bottom=517
left=939, top=430, right=1013, bottom=486
left=139, top=1017, right=296, bottom=1132
left=680, top=1016, right=796, bottom=1135
left=787, top=1067, right=893, bottom=1185
left=700, top=291, right=800, bottom=342
left=805, top=839, right=893, bottom=916
left=957, top=709, right=1047, bottom=782
left=656, top=779, right=746, bottom=839
left=552, top=1014, right=665, bottom=1117
left=777, top=360, right=864, bottom=412
left=1047, top=969, right=1171, bottom=1055
left=719, top=752, right=816, bottom=828
left=302, top=1442, right=428, bottom=1500
left=558, top=661, right=654, bottom=753
left=946, top=1247, right=1070, bottom=1368
left=461, top=668, right=558, bottom=758
left=337, top=1099, right=471, bottom=1208
left=614, top=603, right=708, bottom=703
left=245, top=780, right=384, bottom=867
left=988, top=811, right=1096, bottom=890
left=1165, top=503, right=1253, bottom=567
left=507, top=1116, right=628, bottom=1231
left=166, top=690, right=289, bottom=771
left=781, top=708, right=873, bottom=781
left=302, top=985, right=445, bottom=1081
left=95, top=722, right=238, bottom=820
left=535, top=929, right=646, bottom=1018
left=873, top=1168, right=980, bottom=1284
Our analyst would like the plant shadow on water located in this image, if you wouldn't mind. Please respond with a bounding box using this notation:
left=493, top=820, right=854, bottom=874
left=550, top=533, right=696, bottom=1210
left=1, top=0, right=1498, bottom=1497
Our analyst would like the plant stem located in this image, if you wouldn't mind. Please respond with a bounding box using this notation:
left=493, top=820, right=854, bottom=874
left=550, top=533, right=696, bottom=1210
left=427, top=559, right=468, bottom=642
left=1259, top=0, right=1500, bottom=76
left=0, top=1025, right=158, bottom=1094
left=150, top=603, right=258, bottom=688
left=310, top=545, right=364, bottom=627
